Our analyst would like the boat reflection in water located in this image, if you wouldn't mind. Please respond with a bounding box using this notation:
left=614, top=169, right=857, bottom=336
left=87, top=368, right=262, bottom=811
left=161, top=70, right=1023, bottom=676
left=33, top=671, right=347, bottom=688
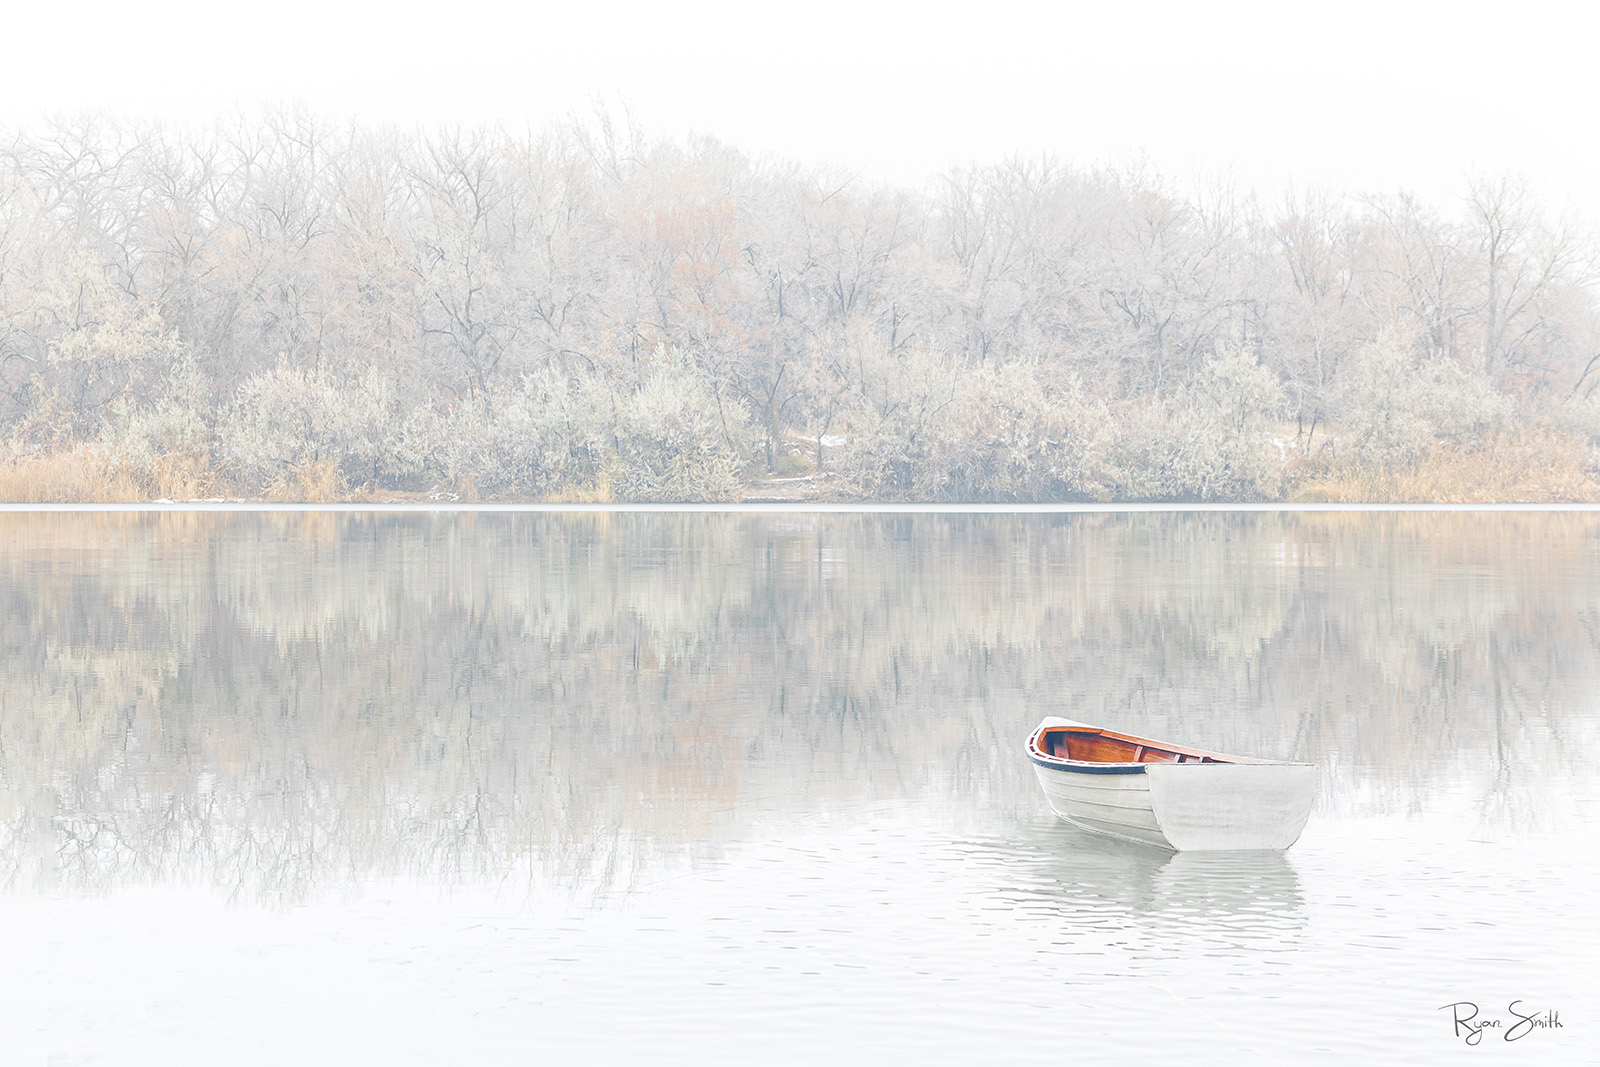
left=968, top=817, right=1305, bottom=963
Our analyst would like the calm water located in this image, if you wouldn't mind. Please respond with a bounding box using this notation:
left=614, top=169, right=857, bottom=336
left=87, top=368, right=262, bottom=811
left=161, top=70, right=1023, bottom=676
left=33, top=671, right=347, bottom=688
left=1, top=510, right=1595, bottom=1064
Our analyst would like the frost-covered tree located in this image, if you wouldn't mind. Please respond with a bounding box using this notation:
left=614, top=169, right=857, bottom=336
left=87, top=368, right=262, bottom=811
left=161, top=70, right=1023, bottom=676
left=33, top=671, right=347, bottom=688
left=609, top=349, right=750, bottom=502
left=3, top=112, right=1600, bottom=501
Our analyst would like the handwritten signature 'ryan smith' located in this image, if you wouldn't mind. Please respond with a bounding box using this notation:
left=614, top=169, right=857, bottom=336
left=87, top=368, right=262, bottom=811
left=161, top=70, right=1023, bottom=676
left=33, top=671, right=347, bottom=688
left=1439, top=1001, right=1562, bottom=1045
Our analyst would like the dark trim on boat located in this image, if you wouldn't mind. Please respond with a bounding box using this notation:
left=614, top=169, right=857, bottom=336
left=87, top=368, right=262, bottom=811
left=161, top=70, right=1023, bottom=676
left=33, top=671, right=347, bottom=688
left=1026, top=752, right=1147, bottom=775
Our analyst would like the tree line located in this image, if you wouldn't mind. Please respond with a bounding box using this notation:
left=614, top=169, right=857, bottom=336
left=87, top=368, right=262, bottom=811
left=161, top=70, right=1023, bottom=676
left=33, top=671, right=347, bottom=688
left=3, top=110, right=1599, bottom=501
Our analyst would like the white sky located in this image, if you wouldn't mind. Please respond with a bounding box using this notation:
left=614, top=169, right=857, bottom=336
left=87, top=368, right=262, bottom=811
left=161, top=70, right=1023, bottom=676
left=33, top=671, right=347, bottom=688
left=3, top=0, right=1596, bottom=218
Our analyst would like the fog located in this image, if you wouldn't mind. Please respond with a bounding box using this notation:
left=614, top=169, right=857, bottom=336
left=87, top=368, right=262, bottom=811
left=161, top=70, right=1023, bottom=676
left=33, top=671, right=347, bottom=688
left=3, top=1, right=1596, bottom=218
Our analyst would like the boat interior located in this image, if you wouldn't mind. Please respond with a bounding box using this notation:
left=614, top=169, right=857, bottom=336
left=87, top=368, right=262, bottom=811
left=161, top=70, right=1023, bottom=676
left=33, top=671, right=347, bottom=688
left=1034, top=726, right=1227, bottom=765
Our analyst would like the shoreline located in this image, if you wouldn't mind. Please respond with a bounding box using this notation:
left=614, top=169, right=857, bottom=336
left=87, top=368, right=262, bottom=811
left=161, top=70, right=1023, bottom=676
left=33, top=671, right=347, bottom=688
left=5, top=501, right=1600, bottom=514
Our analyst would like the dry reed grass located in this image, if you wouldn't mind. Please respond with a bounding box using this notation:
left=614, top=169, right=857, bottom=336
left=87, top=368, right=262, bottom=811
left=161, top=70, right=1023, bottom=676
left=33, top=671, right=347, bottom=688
left=1293, top=427, right=1600, bottom=503
left=0, top=446, right=231, bottom=503
left=545, top=472, right=615, bottom=504
left=263, top=458, right=343, bottom=503
left=144, top=451, right=224, bottom=500
left=0, top=447, right=142, bottom=502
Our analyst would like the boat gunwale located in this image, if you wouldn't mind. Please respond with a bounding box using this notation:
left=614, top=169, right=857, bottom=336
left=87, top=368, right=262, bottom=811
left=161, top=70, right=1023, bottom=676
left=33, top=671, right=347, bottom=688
left=1026, top=718, right=1310, bottom=776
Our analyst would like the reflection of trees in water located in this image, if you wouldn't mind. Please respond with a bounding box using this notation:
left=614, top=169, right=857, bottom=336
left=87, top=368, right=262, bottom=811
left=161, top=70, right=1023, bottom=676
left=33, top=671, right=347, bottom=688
left=0, top=511, right=1595, bottom=899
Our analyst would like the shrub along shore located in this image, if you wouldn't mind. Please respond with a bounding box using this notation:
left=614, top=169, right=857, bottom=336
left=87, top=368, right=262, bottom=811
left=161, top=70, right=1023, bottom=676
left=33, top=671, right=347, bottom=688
left=4, top=112, right=1600, bottom=504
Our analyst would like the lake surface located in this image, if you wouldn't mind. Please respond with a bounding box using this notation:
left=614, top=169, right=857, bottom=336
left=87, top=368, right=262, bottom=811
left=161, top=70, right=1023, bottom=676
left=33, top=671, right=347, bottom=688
left=1, top=510, right=1595, bottom=1064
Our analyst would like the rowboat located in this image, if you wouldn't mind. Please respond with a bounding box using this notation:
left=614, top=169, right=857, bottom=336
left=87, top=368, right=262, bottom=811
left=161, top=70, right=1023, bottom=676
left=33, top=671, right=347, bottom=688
left=1026, top=717, right=1315, bottom=851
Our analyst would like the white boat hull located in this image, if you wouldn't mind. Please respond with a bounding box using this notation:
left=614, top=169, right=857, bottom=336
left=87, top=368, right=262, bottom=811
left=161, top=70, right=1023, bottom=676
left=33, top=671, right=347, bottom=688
left=1032, top=760, right=1315, bottom=851
left=1028, top=717, right=1315, bottom=851
left=1030, top=762, right=1170, bottom=847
